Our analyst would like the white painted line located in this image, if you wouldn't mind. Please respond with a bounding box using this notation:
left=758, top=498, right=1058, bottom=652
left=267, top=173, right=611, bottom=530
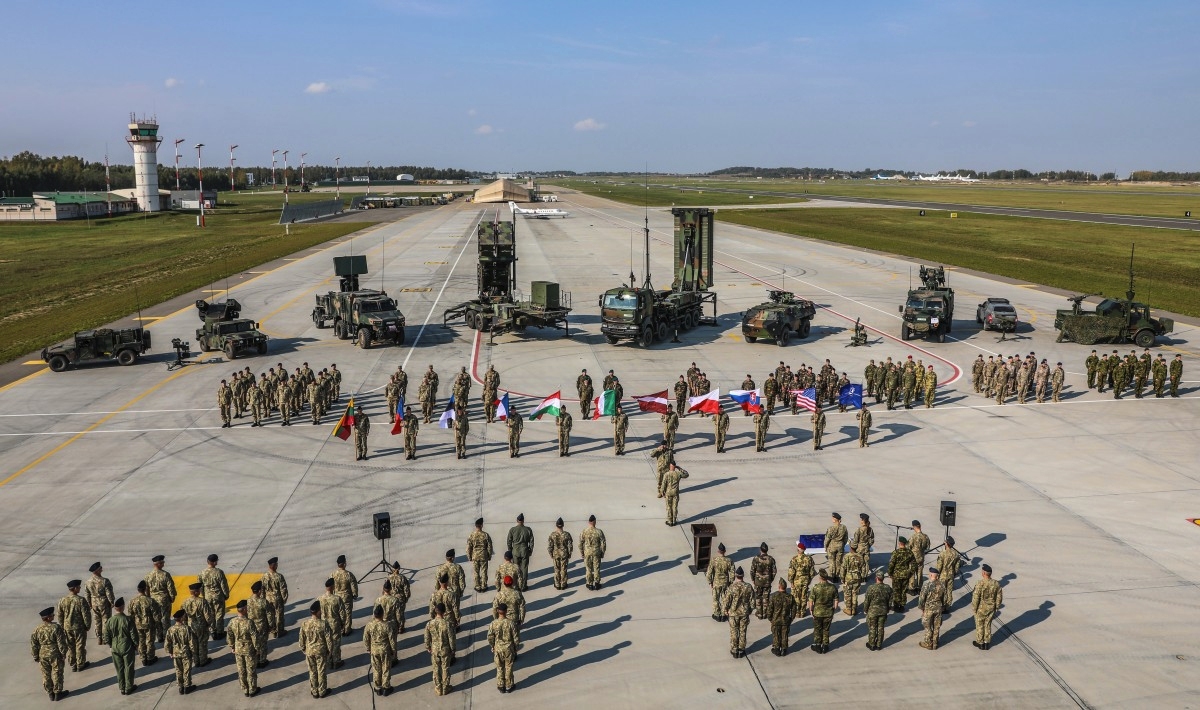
left=0, top=408, right=213, bottom=418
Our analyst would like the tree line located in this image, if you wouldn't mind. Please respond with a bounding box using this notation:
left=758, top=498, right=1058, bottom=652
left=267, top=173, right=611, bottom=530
left=709, top=166, right=1199, bottom=182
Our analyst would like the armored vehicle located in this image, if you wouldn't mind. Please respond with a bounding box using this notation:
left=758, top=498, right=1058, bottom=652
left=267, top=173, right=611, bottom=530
left=43, top=327, right=152, bottom=372
left=1054, top=247, right=1174, bottom=347
left=900, top=265, right=955, bottom=342
left=741, top=290, right=816, bottom=346
left=598, top=207, right=718, bottom=347
left=312, top=256, right=407, bottom=348
left=194, top=298, right=268, bottom=359
left=976, top=297, right=1018, bottom=332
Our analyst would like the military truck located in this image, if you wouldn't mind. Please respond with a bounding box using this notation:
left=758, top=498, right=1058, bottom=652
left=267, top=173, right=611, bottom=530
left=598, top=207, right=718, bottom=347
left=312, top=256, right=407, bottom=348
left=899, top=265, right=955, bottom=342
left=1054, top=248, right=1173, bottom=347
left=741, top=290, right=816, bottom=346
left=442, top=216, right=572, bottom=341
left=43, top=327, right=152, bottom=372
left=194, top=298, right=268, bottom=359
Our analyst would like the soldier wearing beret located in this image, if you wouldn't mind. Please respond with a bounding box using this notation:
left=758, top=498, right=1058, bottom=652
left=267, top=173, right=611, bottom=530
left=721, top=567, right=754, bottom=658
left=262, top=557, right=288, bottom=638
left=318, top=578, right=348, bottom=668
left=199, top=553, right=230, bottom=640
left=864, top=571, right=893, bottom=650
left=246, top=581, right=272, bottom=667
left=488, top=602, right=519, bottom=693
left=164, top=610, right=196, bottom=694
left=467, top=518, right=494, bottom=593
left=708, top=542, right=734, bottom=621
left=363, top=605, right=395, bottom=695
left=548, top=518, right=574, bottom=590
left=106, top=596, right=138, bottom=694
left=180, top=582, right=212, bottom=666
left=918, top=567, right=946, bottom=650
left=824, top=513, right=848, bottom=582
left=972, top=563, right=1003, bottom=650
left=85, top=561, right=115, bottom=646
left=31, top=606, right=69, bottom=700
left=144, top=555, right=176, bottom=643
left=507, top=514, right=535, bottom=591
left=808, top=569, right=838, bottom=653
left=331, top=555, right=359, bottom=634
left=581, top=515, right=607, bottom=591
left=767, top=578, right=796, bottom=655
left=57, top=579, right=90, bottom=671
left=129, top=581, right=161, bottom=666
left=227, top=599, right=260, bottom=696
left=424, top=602, right=456, bottom=696
left=299, top=601, right=333, bottom=698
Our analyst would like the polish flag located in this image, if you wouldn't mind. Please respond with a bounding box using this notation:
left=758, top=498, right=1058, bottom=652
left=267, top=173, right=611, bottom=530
left=687, top=388, right=721, bottom=415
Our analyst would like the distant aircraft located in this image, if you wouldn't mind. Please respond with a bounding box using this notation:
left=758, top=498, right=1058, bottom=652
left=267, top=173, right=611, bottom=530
left=871, top=174, right=904, bottom=180
left=509, top=201, right=570, bottom=219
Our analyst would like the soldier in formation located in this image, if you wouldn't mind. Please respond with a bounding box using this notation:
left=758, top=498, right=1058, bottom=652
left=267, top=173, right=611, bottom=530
left=580, top=515, right=607, bottom=590
left=863, top=571, right=892, bottom=650
left=468, top=517, right=494, bottom=592
left=750, top=543, right=777, bottom=619
left=199, top=553, right=230, bottom=640
left=507, top=407, right=523, bottom=457
left=918, top=567, right=946, bottom=650
left=753, top=407, right=770, bottom=452
left=246, top=581, right=272, bottom=668
left=577, top=369, right=593, bottom=418
left=937, top=536, right=961, bottom=609
left=507, top=514, right=534, bottom=591
left=659, top=461, right=689, bottom=526
left=857, top=404, right=872, bottom=447
left=708, top=543, right=733, bottom=621
left=180, top=582, right=212, bottom=667
left=839, top=545, right=867, bottom=615
left=811, top=406, right=826, bottom=450
left=58, top=579, right=90, bottom=671
left=84, top=561, right=114, bottom=646
left=388, top=562, right=412, bottom=633
left=722, top=567, right=754, bottom=658
left=548, top=518, right=574, bottom=590
left=972, top=563, right=1003, bottom=650
left=227, top=600, right=260, bottom=697
left=165, top=609, right=196, bottom=694
left=556, top=409, right=572, bottom=456
left=808, top=569, right=838, bottom=653
left=483, top=364, right=500, bottom=422
left=402, top=405, right=420, bottom=459
left=887, top=538, right=917, bottom=611
left=714, top=407, right=730, bottom=452
left=318, top=578, right=348, bottom=668
left=106, top=597, right=138, bottom=695
left=908, top=521, right=930, bottom=596
left=612, top=407, right=629, bottom=455
left=354, top=408, right=371, bottom=460
left=129, top=581, right=160, bottom=666
left=434, top=549, right=465, bottom=622
left=421, top=365, right=439, bottom=423
left=488, top=602, right=519, bottom=693
left=32, top=606, right=70, bottom=701
left=363, top=605, right=396, bottom=695
left=787, top=541, right=814, bottom=619
left=674, top=375, right=689, bottom=417
left=1170, top=354, right=1184, bottom=397
left=262, top=557, right=288, bottom=637
left=767, top=578, right=796, bottom=655
left=299, top=601, right=333, bottom=698
left=824, top=513, right=847, bottom=582
left=662, top=404, right=679, bottom=448
left=424, top=603, right=455, bottom=696
left=453, top=403, right=470, bottom=459
left=332, top=555, right=359, bottom=634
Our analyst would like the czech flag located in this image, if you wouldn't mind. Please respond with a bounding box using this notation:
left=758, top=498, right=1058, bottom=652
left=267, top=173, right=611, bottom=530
left=390, top=396, right=405, bottom=435
left=729, top=389, right=763, bottom=414
left=495, top=392, right=511, bottom=421
left=634, top=390, right=671, bottom=414
left=332, top=399, right=356, bottom=441
left=438, top=394, right=456, bottom=428
left=687, top=388, right=721, bottom=415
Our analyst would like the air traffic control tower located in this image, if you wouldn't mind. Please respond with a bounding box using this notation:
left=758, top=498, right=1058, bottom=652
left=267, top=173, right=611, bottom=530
left=126, top=114, right=163, bottom=212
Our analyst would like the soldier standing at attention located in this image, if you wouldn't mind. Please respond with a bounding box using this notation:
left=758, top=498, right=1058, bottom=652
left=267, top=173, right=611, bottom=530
left=85, top=561, right=115, bottom=646
left=306, top=377, right=321, bottom=425
left=200, top=554, right=230, bottom=640
left=495, top=552, right=519, bottom=592
left=787, top=541, right=815, bottom=618
left=483, top=365, right=500, bottom=422
left=355, top=408, right=371, bottom=460
left=227, top=600, right=260, bottom=697
left=453, top=365, right=472, bottom=405
left=811, top=406, right=826, bottom=450
left=768, top=579, right=797, bottom=656
left=488, top=603, right=519, bottom=693
left=840, top=544, right=868, bottom=615
left=129, top=582, right=160, bottom=666
left=864, top=571, right=892, bottom=650
left=581, top=515, right=607, bottom=590
left=902, top=364, right=917, bottom=409
left=402, top=405, right=420, bottom=460
left=924, top=365, right=938, bottom=408
left=145, top=555, right=176, bottom=642
left=374, top=582, right=399, bottom=667
left=507, top=514, right=535, bottom=591
left=425, top=603, right=455, bottom=696
left=277, top=374, right=292, bottom=426
left=262, top=557, right=288, bottom=638
left=58, top=579, right=90, bottom=671
left=662, top=404, right=680, bottom=448
left=1134, top=352, right=1150, bottom=398
left=707, top=543, right=733, bottom=620
left=857, top=404, right=872, bottom=447
left=1095, top=353, right=1110, bottom=393
left=180, top=583, right=212, bottom=667
left=908, top=522, right=930, bottom=596
left=332, top=555, right=359, bottom=634
left=993, top=364, right=1010, bottom=405
left=867, top=359, right=880, bottom=397
left=742, top=373, right=756, bottom=392
left=851, top=513, right=874, bottom=567
left=1152, top=354, right=1168, bottom=397
left=603, top=369, right=617, bottom=391
left=887, top=538, right=917, bottom=611
left=659, top=461, right=690, bottom=526
left=385, top=375, right=400, bottom=422
left=218, top=379, right=233, bottom=427
left=722, top=567, right=754, bottom=658
left=874, top=360, right=888, bottom=404
left=577, top=369, right=593, bottom=418
left=824, top=513, right=847, bottom=582
left=885, top=363, right=901, bottom=410
left=1051, top=362, right=1066, bottom=402
left=421, top=365, right=439, bottom=423
left=330, top=363, right=342, bottom=402
left=394, top=365, right=409, bottom=402
left=246, top=582, right=271, bottom=668
left=1170, top=354, right=1184, bottom=397
left=753, top=408, right=770, bottom=452
left=651, top=442, right=673, bottom=492
left=434, top=549, right=466, bottom=614
left=674, top=375, right=689, bottom=417
left=919, top=567, right=946, bottom=650
left=1085, top=350, right=1100, bottom=388
left=468, top=518, right=494, bottom=592
left=970, top=355, right=984, bottom=393
left=972, top=563, right=1003, bottom=650
left=714, top=407, right=730, bottom=452
left=937, top=536, right=961, bottom=610
left=32, top=606, right=70, bottom=701
left=507, top=408, right=523, bottom=457
left=808, top=569, right=838, bottom=654
left=764, top=372, right=779, bottom=413
left=1112, top=357, right=1128, bottom=399
left=319, top=578, right=347, bottom=668
left=548, top=518, right=574, bottom=590
left=299, top=601, right=333, bottom=699
left=750, top=542, right=777, bottom=619
left=493, top=576, right=526, bottom=631
left=388, top=562, right=412, bottom=633
left=164, top=610, right=196, bottom=695
left=363, top=606, right=395, bottom=696
left=453, top=403, right=471, bottom=458
left=612, top=408, right=629, bottom=455
left=556, top=410, right=573, bottom=456
left=982, top=356, right=996, bottom=396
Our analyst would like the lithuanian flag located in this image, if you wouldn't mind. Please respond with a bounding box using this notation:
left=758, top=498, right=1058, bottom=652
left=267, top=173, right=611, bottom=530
left=332, top=399, right=356, bottom=440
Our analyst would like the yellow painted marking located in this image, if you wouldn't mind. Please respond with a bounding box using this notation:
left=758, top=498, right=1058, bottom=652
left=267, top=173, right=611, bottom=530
left=401, top=287, right=433, bottom=293
left=1019, top=307, right=1039, bottom=324
left=134, top=316, right=164, bottom=321
left=0, top=368, right=49, bottom=394
left=22, top=360, right=45, bottom=365
left=284, top=258, right=301, bottom=261
left=1015, top=284, right=1041, bottom=289
left=202, top=289, right=228, bottom=293
left=424, top=261, right=447, bottom=265
left=171, top=574, right=263, bottom=614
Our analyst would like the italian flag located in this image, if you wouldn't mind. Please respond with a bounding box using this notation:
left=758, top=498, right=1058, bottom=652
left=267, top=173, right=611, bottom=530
left=530, top=391, right=563, bottom=420
left=332, top=399, right=356, bottom=441
left=592, top=389, right=618, bottom=419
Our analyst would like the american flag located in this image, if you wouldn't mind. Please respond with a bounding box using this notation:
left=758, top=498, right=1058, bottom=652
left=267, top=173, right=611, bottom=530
left=793, top=387, right=817, bottom=413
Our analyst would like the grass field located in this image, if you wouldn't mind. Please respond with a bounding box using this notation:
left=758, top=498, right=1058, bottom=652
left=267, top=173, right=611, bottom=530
left=0, top=192, right=364, bottom=364
left=555, top=179, right=807, bottom=207
left=716, top=208, right=1200, bottom=318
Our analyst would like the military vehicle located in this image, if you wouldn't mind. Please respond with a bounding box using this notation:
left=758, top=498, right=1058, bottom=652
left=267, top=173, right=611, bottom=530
left=976, top=297, right=1019, bottom=332
left=312, top=255, right=407, bottom=348
left=442, top=213, right=572, bottom=341
left=194, top=298, right=268, bottom=359
left=741, top=290, right=816, bottom=346
left=1054, top=247, right=1173, bottom=347
left=598, top=207, right=717, bottom=347
left=899, top=265, right=955, bottom=342
left=43, top=326, right=152, bottom=372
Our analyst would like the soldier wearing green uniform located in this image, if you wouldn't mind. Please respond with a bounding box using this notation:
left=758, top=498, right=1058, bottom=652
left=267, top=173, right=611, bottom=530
left=228, top=600, right=260, bottom=697
left=707, top=542, right=733, bottom=620
left=1095, top=354, right=1110, bottom=393
left=318, top=578, right=348, bottom=668
left=363, top=605, right=395, bottom=695
left=164, top=610, right=195, bottom=694
left=57, top=579, right=90, bottom=671
left=808, top=569, right=838, bottom=653
left=750, top=542, right=777, bottom=619
left=662, top=405, right=679, bottom=448
left=493, top=576, right=526, bottom=630
left=864, top=571, right=892, bottom=650
left=787, top=541, right=815, bottom=618
left=652, top=443, right=673, bottom=491
left=908, top=522, right=930, bottom=595
left=924, top=365, right=938, bottom=407
left=1152, top=354, right=1168, bottom=397
left=180, top=583, right=212, bottom=666
left=1170, top=354, right=1183, bottom=397
left=425, top=603, right=456, bottom=696
left=402, top=406, right=420, bottom=459
left=507, top=514, right=535, bottom=591
left=488, top=603, right=519, bottom=693
left=355, top=409, right=371, bottom=460
left=454, top=404, right=469, bottom=459
left=299, top=601, right=333, bottom=698
left=902, top=365, right=917, bottom=409
left=839, top=548, right=867, bottom=615
left=1052, top=362, right=1065, bottom=402
left=218, top=380, right=233, bottom=427
left=262, top=557, right=288, bottom=638
left=659, top=462, right=689, bottom=526
left=421, top=365, right=439, bottom=423
left=85, top=561, right=115, bottom=645
left=388, top=562, right=412, bottom=633
left=919, top=567, right=946, bottom=649
left=824, top=513, right=847, bottom=582
left=106, top=597, right=138, bottom=694
left=468, top=518, right=494, bottom=592
left=199, top=554, right=230, bottom=640
left=937, top=536, right=961, bottom=609
left=507, top=409, right=523, bottom=457
left=613, top=409, right=629, bottom=455
left=674, top=375, right=689, bottom=417
left=811, top=407, right=826, bottom=450
left=1085, top=350, right=1099, bottom=388
left=577, top=369, right=593, bottom=418
left=972, top=563, right=1003, bottom=650
left=374, top=582, right=400, bottom=666
left=858, top=404, right=872, bottom=447
left=246, top=582, right=272, bottom=667
left=867, top=360, right=880, bottom=396
left=581, top=515, right=607, bottom=590
left=722, top=568, right=754, bottom=658
left=993, top=365, right=1010, bottom=404
left=433, top=549, right=466, bottom=618
left=753, top=409, right=770, bottom=451
left=332, top=555, right=359, bottom=634
left=886, top=538, right=917, bottom=611
left=548, top=518, right=574, bottom=589
left=129, top=581, right=161, bottom=666
left=32, top=606, right=69, bottom=701
left=714, top=409, right=730, bottom=452
left=851, top=513, right=874, bottom=566
left=557, top=410, right=572, bottom=456
left=768, top=578, right=797, bottom=656
left=764, top=373, right=779, bottom=413
left=483, top=365, right=500, bottom=422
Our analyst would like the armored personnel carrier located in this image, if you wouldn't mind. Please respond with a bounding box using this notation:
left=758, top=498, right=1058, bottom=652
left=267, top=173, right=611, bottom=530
left=741, top=290, right=816, bottom=346
left=900, top=265, right=955, bottom=342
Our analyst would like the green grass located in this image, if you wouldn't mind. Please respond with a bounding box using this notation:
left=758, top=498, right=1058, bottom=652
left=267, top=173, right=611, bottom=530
left=554, top=179, right=807, bottom=207
left=716, top=208, right=1200, bottom=318
left=0, top=191, right=364, bottom=364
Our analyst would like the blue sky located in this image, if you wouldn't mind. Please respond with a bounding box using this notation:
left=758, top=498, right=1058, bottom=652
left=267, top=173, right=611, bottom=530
left=1, top=1, right=1196, bottom=174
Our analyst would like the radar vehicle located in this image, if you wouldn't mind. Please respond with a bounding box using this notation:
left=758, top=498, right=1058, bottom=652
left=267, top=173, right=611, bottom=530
left=194, top=298, right=268, bottom=359
left=313, top=255, right=407, bottom=348
left=899, top=265, right=955, bottom=342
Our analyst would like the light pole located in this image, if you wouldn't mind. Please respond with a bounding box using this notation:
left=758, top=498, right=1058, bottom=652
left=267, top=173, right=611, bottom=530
left=195, top=143, right=206, bottom=227
left=300, top=152, right=307, bottom=190
left=174, top=138, right=185, bottom=191
left=229, top=144, right=238, bottom=193
left=366, top=161, right=371, bottom=196
left=282, top=150, right=290, bottom=205
left=335, top=156, right=341, bottom=201
left=271, top=149, right=279, bottom=188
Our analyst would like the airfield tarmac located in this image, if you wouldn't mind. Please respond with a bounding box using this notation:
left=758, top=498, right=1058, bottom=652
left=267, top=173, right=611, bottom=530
left=0, top=193, right=1198, bottom=709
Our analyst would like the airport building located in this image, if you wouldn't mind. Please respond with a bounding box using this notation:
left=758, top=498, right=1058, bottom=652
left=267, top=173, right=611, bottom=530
left=0, top=192, right=139, bottom=222
left=472, top=178, right=532, bottom=203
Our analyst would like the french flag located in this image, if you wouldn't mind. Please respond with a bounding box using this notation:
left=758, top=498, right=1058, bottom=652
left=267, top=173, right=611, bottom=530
left=687, top=388, right=722, bottom=415
left=728, top=389, right=763, bottom=414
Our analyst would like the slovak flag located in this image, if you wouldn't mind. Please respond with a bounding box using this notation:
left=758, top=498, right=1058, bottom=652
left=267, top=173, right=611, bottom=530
left=495, top=392, right=510, bottom=421
left=687, top=388, right=721, bottom=415
left=729, top=389, right=763, bottom=414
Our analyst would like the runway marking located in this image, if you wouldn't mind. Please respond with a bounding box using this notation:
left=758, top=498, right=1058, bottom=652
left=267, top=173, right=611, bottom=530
left=1189, top=519, right=1200, bottom=528
left=21, top=361, right=43, bottom=365
left=0, top=407, right=211, bottom=418
left=133, top=316, right=164, bottom=321
left=170, top=574, right=262, bottom=614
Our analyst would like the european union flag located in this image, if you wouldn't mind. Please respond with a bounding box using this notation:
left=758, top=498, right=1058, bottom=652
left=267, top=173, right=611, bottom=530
left=839, top=383, right=863, bottom=410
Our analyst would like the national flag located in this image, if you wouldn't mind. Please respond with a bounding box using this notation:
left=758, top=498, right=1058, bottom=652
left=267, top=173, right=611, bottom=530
left=839, top=383, right=863, bottom=410
left=687, top=388, right=721, bottom=415
left=495, top=392, right=511, bottom=421
left=634, top=390, right=671, bottom=414
left=332, top=399, right=356, bottom=440
left=728, top=389, right=763, bottom=414
left=390, top=395, right=405, bottom=435
left=793, top=388, right=817, bottom=413
left=592, top=389, right=618, bottom=419
left=530, top=391, right=563, bottom=420
left=438, top=394, right=456, bottom=428
left=796, top=533, right=826, bottom=555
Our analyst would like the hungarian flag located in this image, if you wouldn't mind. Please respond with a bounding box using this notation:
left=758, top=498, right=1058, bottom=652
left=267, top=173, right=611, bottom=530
left=634, top=390, right=671, bottom=414
left=592, top=389, right=618, bottom=419
left=729, top=389, right=763, bottom=414
left=438, top=394, right=456, bottom=428
left=794, top=388, right=818, bottom=413
left=530, top=391, right=562, bottom=420
left=838, top=383, right=863, bottom=410
left=687, top=388, right=721, bottom=415
left=332, top=399, right=356, bottom=440
left=495, top=392, right=511, bottom=421
left=390, top=396, right=406, bottom=435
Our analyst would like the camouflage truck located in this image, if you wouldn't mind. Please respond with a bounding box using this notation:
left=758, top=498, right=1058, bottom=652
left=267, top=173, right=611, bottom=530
left=741, top=290, right=816, bottom=346
left=43, top=326, right=152, bottom=372
left=1054, top=294, right=1173, bottom=347
left=194, top=298, right=268, bottom=359
left=312, top=255, right=407, bottom=348
left=900, top=265, right=955, bottom=342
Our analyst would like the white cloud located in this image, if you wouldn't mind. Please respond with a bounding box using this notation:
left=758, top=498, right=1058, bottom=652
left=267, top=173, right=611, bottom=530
left=574, top=118, right=606, bottom=132
left=475, top=124, right=494, bottom=135
left=305, top=82, right=331, bottom=94
left=962, top=120, right=977, bottom=127
left=164, top=77, right=181, bottom=89
left=467, top=108, right=477, bottom=116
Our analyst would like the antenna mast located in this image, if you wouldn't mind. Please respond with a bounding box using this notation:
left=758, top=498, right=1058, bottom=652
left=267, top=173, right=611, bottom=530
left=642, top=168, right=652, bottom=291
left=1126, top=243, right=1135, bottom=301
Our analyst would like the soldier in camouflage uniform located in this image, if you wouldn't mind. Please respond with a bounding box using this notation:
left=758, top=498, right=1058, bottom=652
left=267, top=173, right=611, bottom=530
left=452, top=365, right=471, bottom=405
left=388, top=561, right=411, bottom=633
left=1095, top=354, right=1110, bottom=393
left=228, top=600, right=260, bottom=697
left=355, top=408, right=371, bottom=460
left=145, top=555, right=176, bottom=642
left=299, top=601, right=333, bottom=698
left=918, top=567, right=946, bottom=649
left=613, top=408, right=629, bottom=455
left=330, top=364, right=342, bottom=402
left=937, top=536, right=961, bottom=609
left=1134, top=351, right=1150, bottom=398
left=218, top=380, right=233, bottom=427
left=506, top=408, right=523, bottom=457
left=1112, top=358, right=1128, bottom=399
left=662, top=404, right=679, bottom=448
left=866, top=359, right=879, bottom=397
left=421, top=365, right=439, bottom=423
left=84, top=561, right=115, bottom=645
left=32, top=606, right=69, bottom=700
left=129, top=581, right=161, bottom=665
left=577, top=369, right=594, bottom=418
left=495, top=551, right=519, bottom=593
left=374, top=582, right=400, bottom=666
left=394, top=365, right=409, bottom=403
left=386, top=375, right=401, bottom=422
left=1052, top=362, right=1065, bottom=402
left=982, top=356, right=996, bottom=396
left=57, top=579, right=90, bottom=671
left=787, top=541, right=815, bottom=618
left=363, top=605, right=396, bottom=695
left=840, top=547, right=867, bottom=615
left=851, top=513, right=874, bottom=566
left=808, top=569, right=838, bottom=653
left=750, top=542, right=777, bottom=619
left=1152, top=354, right=1168, bottom=398
left=433, top=549, right=466, bottom=616
left=262, top=557, right=288, bottom=638
left=199, top=554, right=230, bottom=640
left=924, top=365, right=938, bottom=407
left=714, top=408, right=730, bottom=452
left=468, top=518, right=494, bottom=592
left=318, top=579, right=348, bottom=668
left=722, top=567, right=754, bottom=658
left=493, top=576, right=526, bottom=630
left=824, top=513, right=847, bottom=582
left=164, top=610, right=196, bottom=694
left=488, top=603, right=519, bottom=693
left=557, top=410, right=573, bottom=456
left=651, top=442, right=673, bottom=491
left=276, top=374, right=292, bottom=425
left=971, top=563, right=1003, bottom=649
left=908, top=522, right=930, bottom=595
left=483, top=365, right=500, bottom=422
left=331, top=555, right=358, bottom=634
left=858, top=404, right=872, bottom=447
left=659, top=462, right=689, bottom=526
left=180, top=583, right=212, bottom=666
left=886, top=538, right=917, bottom=611
left=581, top=515, right=607, bottom=590
left=402, top=405, right=420, bottom=459
left=674, top=375, right=689, bottom=418
left=764, top=372, right=779, bottom=413
left=753, top=408, right=770, bottom=451
left=425, top=603, right=456, bottom=696
left=548, top=518, right=574, bottom=590
left=768, top=578, right=797, bottom=655
left=1085, top=350, right=1099, bottom=388
left=901, top=364, right=917, bottom=409
left=811, top=406, right=826, bottom=450
left=885, top=364, right=900, bottom=410
left=864, top=571, right=893, bottom=650
left=246, top=582, right=272, bottom=667
left=970, top=355, right=984, bottom=393
left=306, top=377, right=321, bottom=424
left=874, top=359, right=888, bottom=404
left=993, top=364, right=1010, bottom=404
left=1170, top=354, right=1183, bottom=397
left=707, top=542, right=733, bottom=620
